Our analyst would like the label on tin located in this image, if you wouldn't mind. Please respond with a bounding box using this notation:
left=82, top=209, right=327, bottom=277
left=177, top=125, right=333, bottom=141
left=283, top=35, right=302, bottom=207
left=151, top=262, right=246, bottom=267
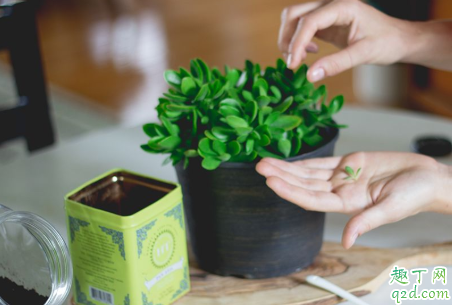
left=67, top=201, right=190, bottom=305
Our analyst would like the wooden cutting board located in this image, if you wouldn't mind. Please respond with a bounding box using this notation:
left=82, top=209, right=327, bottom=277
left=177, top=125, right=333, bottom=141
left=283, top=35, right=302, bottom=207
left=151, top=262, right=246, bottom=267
left=178, top=242, right=452, bottom=305
left=69, top=242, right=452, bottom=305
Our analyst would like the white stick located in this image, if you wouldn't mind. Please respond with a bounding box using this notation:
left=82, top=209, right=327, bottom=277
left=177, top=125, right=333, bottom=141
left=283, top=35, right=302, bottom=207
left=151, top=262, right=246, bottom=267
left=306, top=275, right=371, bottom=305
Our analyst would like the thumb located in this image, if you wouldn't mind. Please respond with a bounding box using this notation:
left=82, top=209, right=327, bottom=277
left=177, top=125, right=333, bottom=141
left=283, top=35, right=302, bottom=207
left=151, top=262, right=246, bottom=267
left=341, top=197, right=404, bottom=249
left=307, top=40, right=370, bottom=82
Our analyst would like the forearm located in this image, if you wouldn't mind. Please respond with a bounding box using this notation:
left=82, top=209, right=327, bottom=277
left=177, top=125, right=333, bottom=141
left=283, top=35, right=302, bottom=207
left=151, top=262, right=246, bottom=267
left=402, top=20, right=452, bottom=71
left=432, top=163, right=452, bottom=214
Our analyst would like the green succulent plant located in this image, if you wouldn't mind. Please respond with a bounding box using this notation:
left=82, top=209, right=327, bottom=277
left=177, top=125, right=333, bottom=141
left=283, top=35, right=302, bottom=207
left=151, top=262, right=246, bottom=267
left=141, top=58, right=345, bottom=170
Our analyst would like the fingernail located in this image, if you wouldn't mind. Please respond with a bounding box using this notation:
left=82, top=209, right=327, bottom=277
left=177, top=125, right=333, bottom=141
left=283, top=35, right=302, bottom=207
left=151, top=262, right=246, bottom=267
left=310, top=68, right=325, bottom=82
left=306, top=44, right=318, bottom=53
left=287, top=53, right=292, bottom=67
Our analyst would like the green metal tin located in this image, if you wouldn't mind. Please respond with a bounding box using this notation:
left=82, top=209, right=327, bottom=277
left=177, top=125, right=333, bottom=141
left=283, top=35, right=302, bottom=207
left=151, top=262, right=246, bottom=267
left=65, top=169, right=190, bottom=305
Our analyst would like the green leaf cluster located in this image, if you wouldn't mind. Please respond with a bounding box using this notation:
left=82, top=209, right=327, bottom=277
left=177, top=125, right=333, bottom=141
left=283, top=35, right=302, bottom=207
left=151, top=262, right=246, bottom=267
left=141, top=58, right=346, bottom=170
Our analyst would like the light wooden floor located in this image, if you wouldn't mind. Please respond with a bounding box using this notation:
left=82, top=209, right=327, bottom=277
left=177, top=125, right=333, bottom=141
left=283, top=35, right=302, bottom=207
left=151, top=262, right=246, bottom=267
left=34, top=0, right=357, bottom=124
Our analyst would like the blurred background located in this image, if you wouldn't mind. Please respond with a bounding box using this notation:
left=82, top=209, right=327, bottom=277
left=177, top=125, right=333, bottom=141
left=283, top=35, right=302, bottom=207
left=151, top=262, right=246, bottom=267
left=0, top=0, right=451, bottom=163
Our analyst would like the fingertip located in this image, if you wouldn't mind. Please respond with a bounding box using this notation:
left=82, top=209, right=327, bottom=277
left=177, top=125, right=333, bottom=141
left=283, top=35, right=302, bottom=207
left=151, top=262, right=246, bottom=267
left=307, top=66, right=325, bottom=82
left=341, top=230, right=358, bottom=249
left=255, top=161, right=272, bottom=177
left=306, top=41, right=319, bottom=53
left=266, top=175, right=284, bottom=190
left=286, top=53, right=293, bottom=68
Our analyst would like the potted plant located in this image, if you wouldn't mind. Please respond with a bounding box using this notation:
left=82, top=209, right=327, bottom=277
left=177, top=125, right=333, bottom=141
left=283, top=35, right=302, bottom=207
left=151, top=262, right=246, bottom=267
left=141, top=58, right=344, bottom=279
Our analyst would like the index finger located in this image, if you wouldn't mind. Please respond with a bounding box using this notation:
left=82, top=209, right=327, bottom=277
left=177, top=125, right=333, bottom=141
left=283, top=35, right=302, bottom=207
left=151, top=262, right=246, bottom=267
left=266, top=176, right=345, bottom=212
left=278, top=2, right=323, bottom=55
left=288, top=0, right=356, bottom=68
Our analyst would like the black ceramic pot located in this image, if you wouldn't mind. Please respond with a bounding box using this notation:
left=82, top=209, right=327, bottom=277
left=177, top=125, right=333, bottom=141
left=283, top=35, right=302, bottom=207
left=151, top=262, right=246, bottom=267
left=175, top=127, right=339, bottom=279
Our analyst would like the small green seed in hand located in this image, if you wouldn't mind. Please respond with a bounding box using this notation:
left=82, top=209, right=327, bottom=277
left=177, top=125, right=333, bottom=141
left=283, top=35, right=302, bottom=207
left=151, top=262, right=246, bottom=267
left=344, top=166, right=361, bottom=181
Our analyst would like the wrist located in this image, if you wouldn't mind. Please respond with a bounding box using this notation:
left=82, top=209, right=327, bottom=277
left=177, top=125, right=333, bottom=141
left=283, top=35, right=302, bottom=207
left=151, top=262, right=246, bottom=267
left=400, top=20, right=452, bottom=69
left=398, top=20, right=426, bottom=65
left=433, top=163, right=452, bottom=214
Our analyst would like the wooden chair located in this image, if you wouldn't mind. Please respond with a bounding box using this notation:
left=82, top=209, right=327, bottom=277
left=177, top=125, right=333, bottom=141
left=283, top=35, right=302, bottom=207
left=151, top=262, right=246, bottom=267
left=0, top=1, right=54, bottom=152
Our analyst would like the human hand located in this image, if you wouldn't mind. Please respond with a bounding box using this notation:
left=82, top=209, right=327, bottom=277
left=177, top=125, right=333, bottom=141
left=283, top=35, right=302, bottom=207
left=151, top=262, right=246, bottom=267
left=256, top=152, right=452, bottom=249
left=279, top=0, right=414, bottom=82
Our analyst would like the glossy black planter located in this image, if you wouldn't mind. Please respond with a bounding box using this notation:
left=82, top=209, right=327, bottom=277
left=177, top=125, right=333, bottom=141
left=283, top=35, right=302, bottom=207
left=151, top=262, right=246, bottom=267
left=175, top=128, right=339, bottom=279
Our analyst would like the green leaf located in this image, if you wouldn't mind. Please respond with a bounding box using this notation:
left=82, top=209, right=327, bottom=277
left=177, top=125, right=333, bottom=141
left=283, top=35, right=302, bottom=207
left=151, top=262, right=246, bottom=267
left=218, top=153, right=231, bottom=161
left=213, top=86, right=226, bottom=100
left=245, top=101, right=258, bottom=122
left=256, top=146, right=283, bottom=159
left=165, top=104, right=196, bottom=112
left=257, top=134, right=271, bottom=146
left=226, top=116, right=249, bottom=129
left=356, top=167, right=362, bottom=176
left=264, top=112, right=281, bottom=125
left=163, top=93, right=188, bottom=103
left=270, top=86, right=281, bottom=101
left=204, top=130, right=218, bottom=141
left=220, top=98, right=242, bottom=109
left=213, top=140, right=227, bottom=155
left=143, top=123, right=160, bottom=138
left=258, top=106, right=273, bottom=125
left=226, top=69, right=240, bottom=87
left=140, top=144, right=155, bottom=153
left=293, top=65, right=307, bottom=88
left=242, top=90, right=254, bottom=102
left=194, top=84, right=210, bottom=102
left=212, top=127, right=234, bottom=141
left=304, top=131, right=323, bottom=146
left=274, top=96, right=293, bottom=113
left=253, top=78, right=269, bottom=96
left=198, top=138, right=214, bottom=155
left=276, top=58, right=286, bottom=72
left=190, top=59, right=204, bottom=82
left=292, top=136, right=302, bottom=156
left=271, top=115, right=302, bottom=131
left=192, top=109, right=198, bottom=135
left=277, top=138, right=291, bottom=158
left=269, top=127, right=285, bottom=139
left=179, top=67, right=191, bottom=78
left=329, top=95, right=344, bottom=114
left=245, top=138, right=254, bottom=155
left=197, top=58, right=212, bottom=82
left=181, top=77, right=197, bottom=96
left=220, top=105, right=241, bottom=117
left=152, top=124, right=167, bottom=137
left=237, top=135, right=248, bottom=143
left=257, top=96, right=272, bottom=107
left=164, top=111, right=182, bottom=119
left=227, top=141, right=241, bottom=156
left=229, top=151, right=258, bottom=162
left=158, top=136, right=181, bottom=150
left=202, top=157, right=222, bottom=170
left=164, top=70, right=181, bottom=87
left=184, top=149, right=199, bottom=157
left=235, top=127, right=253, bottom=136
left=236, top=71, right=248, bottom=89
left=161, top=117, right=179, bottom=136
left=251, top=130, right=261, bottom=141
left=201, top=116, right=209, bottom=124
left=345, top=166, right=355, bottom=176
left=212, top=67, right=222, bottom=78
